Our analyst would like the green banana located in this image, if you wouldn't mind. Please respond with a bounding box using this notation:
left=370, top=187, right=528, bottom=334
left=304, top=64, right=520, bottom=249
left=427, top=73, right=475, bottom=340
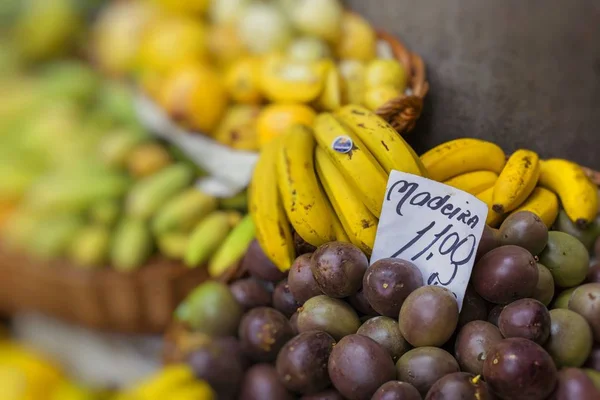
left=185, top=211, right=231, bottom=268
left=25, top=170, right=130, bottom=215
left=157, top=232, right=190, bottom=260
left=152, top=188, right=218, bottom=235
left=68, top=225, right=111, bottom=268
left=29, top=215, right=84, bottom=260
left=208, top=214, right=255, bottom=278
left=126, top=163, right=195, bottom=221
left=218, top=190, right=248, bottom=212
left=111, top=218, right=154, bottom=272
left=88, top=198, right=121, bottom=227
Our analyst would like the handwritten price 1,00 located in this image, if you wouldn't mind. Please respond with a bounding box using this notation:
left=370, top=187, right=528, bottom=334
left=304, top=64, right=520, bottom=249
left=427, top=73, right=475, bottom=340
left=390, top=221, right=477, bottom=292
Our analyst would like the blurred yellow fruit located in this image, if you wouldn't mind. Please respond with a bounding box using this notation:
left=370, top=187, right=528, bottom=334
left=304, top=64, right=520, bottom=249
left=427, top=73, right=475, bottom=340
left=168, top=381, right=216, bottom=399
left=207, top=24, right=247, bottom=67
left=127, top=142, right=173, bottom=178
left=159, top=62, right=228, bottom=134
left=138, top=16, right=207, bottom=75
left=14, top=0, right=83, bottom=61
left=336, top=12, right=377, bottom=62
left=339, top=59, right=366, bottom=105
left=315, top=62, right=342, bottom=111
left=93, top=1, right=160, bottom=76
left=128, top=364, right=196, bottom=399
left=365, top=59, right=408, bottom=91
left=287, top=37, right=332, bottom=62
left=138, top=69, right=164, bottom=100
left=214, top=105, right=261, bottom=151
left=260, top=54, right=328, bottom=104
left=0, top=342, right=64, bottom=400
left=257, top=104, right=317, bottom=147
left=364, top=85, right=399, bottom=110
left=153, top=0, right=210, bottom=15
left=224, top=58, right=263, bottom=104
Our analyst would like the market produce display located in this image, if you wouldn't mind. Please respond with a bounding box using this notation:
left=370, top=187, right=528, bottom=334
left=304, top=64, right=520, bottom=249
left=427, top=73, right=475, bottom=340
left=0, top=60, right=253, bottom=278
left=249, top=105, right=600, bottom=272
left=91, top=0, right=419, bottom=151
left=168, top=218, right=600, bottom=399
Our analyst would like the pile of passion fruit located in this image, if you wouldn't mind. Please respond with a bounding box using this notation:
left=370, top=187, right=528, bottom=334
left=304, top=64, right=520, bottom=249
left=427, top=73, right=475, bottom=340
left=173, top=210, right=600, bottom=400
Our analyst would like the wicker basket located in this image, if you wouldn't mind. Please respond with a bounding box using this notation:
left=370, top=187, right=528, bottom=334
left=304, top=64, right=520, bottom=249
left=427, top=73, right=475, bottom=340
left=0, top=244, right=209, bottom=334
left=375, top=31, right=429, bottom=134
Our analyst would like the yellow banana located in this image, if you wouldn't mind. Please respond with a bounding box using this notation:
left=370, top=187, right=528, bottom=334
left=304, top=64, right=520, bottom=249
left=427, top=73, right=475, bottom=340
left=420, top=138, right=506, bottom=182
left=538, top=159, right=599, bottom=227
left=313, top=112, right=388, bottom=217
left=332, top=212, right=351, bottom=242
left=249, top=136, right=295, bottom=272
left=276, top=125, right=336, bottom=247
left=336, top=104, right=427, bottom=177
left=492, top=149, right=540, bottom=214
left=315, top=146, right=378, bottom=255
left=443, top=170, right=498, bottom=195
left=476, top=187, right=505, bottom=228
left=511, top=187, right=560, bottom=228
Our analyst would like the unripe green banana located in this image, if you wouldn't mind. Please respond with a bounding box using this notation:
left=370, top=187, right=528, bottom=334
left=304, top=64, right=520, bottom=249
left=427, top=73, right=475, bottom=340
left=29, top=215, right=84, bottom=260
left=185, top=212, right=231, bottom=268
left=68, top=225, right=111, bottom=268
left=152, top=188, right=218, bottom=235
left=126, top=163, right=195, bottom=221
left=25, top=170, right=130, bottom=215
left=111, top=218, right=154, bottom=272
left=157, top=232, right=190, bottom=260
left=208, top=214, right=255, bottom=278
left=89, top=199, right=121, bottom=227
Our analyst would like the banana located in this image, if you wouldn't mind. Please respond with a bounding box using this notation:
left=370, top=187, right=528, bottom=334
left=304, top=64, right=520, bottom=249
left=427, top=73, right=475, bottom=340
left=336, top=104, right=427, bottom=177
left=111, top=218, right=154, bottom=272
left=128, top=364, right=197, bottom=400
left=249, top=136, right=296, bottom=272
left=126, top=163, right=195, bottom=221
left=538, top=158, right=599, bottom=227
left=315, top=146, right=378, bottom=254
left=444, top=170, right=498, bottom=195
left=476, top=187, right=505, bottom=228
left=29, top=215, right=84, bottom=260
left=184, top=211, right=231, bottom=268
left=152, top=188, right=218, bottom=235
left=313, top=112, right=388, bottom=217
left=276, top=125, right=335, bottom=247
left=88, top=199, right=121, bottom=227
left=420, top=138, right=506, bottom=182
left=68, top=225, right=111, bottom=268
left=492, top=149, right=540, bottom=214
left=208, top=214, right=255, bottom=278
left=157, top=232, right=189, bottom=261
left=511, top=187, right=559, bottom=228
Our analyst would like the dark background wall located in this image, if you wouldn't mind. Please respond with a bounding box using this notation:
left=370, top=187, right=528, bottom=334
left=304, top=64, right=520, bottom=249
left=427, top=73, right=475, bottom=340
left=346, top=0, right=600, bottom=169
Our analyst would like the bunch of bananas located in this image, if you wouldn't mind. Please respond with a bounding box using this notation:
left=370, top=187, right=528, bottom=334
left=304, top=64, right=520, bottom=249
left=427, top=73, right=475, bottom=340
left=115, top=364, right=214, bottom=400
left=91, top=0, right=410, bottom=152
left=0, top=339, right=114, bottom=400
left=250, top=105, right=427, bottom=271
left=421, top=138, right=599, bottom=229
left=0, top=62, right=255, bottom=279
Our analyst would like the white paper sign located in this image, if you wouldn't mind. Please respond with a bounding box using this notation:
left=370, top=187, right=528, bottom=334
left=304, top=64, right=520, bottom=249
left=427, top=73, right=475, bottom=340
left=370, top=171, right=489, bottom=311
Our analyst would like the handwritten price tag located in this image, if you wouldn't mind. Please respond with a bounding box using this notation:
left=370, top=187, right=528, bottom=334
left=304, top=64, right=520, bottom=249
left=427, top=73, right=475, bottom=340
left=370, top=171, right=489, bottom=311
